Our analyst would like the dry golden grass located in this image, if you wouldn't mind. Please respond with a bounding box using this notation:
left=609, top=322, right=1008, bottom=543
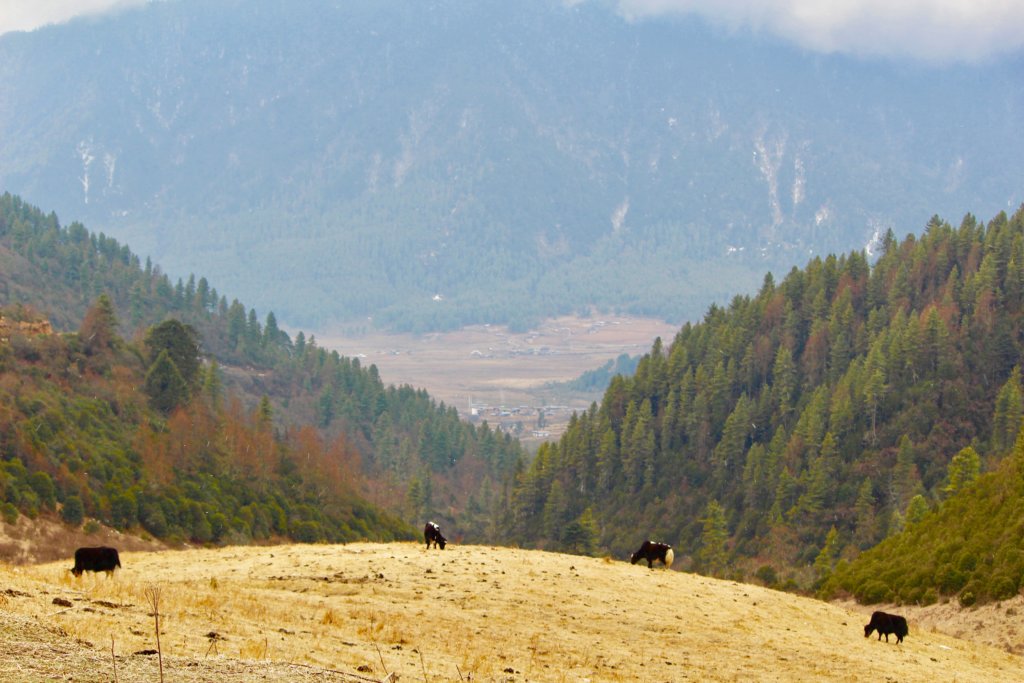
left=1, top=542, right=1022, bottom=682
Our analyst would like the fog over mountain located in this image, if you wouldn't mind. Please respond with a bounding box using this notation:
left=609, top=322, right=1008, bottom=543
left=1, top=0, right=1021, bottom=331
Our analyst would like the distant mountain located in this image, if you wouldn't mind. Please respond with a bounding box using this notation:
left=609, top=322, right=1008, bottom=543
left=1, top=0, right=1021, bottom=331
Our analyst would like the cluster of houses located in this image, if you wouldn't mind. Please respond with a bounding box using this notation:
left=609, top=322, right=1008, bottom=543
left=465, top=402, right=577, bottom=441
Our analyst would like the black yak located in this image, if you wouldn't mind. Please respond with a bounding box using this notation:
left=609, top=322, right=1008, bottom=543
left=424, top=521, right=447, bottom=549
left=70, top=546, right=121, bottom=577
left=630, top=541, right=674, bottom=568
left=864, top=611, right=908, bottom=644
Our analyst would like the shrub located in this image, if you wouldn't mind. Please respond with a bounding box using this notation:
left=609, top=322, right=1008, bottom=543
left=936, top=564, right=968, bottom=594
left=855, top=579, right=892, bottom=604
left=140, top=504, right=168, bottom=537
left=60, top=496, right=84, bottom=526
left=109, top=492, right=138, bottom=529
left=989, top=575, right=1019, bottom=602
left=754, top=565, right=778, bottom=587
left=292, top=520, right=323, bottom=543
left=957, top=551, right=978, bottom=573
left=0, top=502, right=18, bottom=524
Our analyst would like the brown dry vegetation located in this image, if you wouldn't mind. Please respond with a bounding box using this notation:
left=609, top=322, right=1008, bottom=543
left=1, top=542, right=1021, bottom=682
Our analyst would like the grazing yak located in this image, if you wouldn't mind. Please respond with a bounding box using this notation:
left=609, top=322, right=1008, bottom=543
left=70, top=546, right=121, bottom=577
left=864, top=611, right=908, bottom=644
left=630, top=541, right=674, bottom=569
left=424, top=521, right=447, bottom=549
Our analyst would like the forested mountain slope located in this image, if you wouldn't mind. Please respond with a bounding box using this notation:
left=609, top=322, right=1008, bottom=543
left=0, top=193, right=524, bottom=546
left=1, top=0, right=1020, bottom=331
left=496, top=205, right=1024, bottom=589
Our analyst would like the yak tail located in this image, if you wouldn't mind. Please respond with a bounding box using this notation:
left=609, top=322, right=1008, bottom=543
left=664, top=548, right=674, bottom=568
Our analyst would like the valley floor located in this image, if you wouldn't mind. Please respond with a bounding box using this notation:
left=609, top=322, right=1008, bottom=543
left=0, top=543, right=1021, bottom=682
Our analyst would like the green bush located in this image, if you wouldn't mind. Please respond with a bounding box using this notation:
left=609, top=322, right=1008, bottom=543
left=1, top=502, right=18, bottom=524
left=957, top=551, right=978, bottom=573
left=989, top=575, right=1019, bottom=602
left=292, top=520, right=323, bottom=543
left=936, top=564, right=967, bottom=594
left=60, top=496, right=84, bottom=526
left=855, top=579, right=893, bottom=604
left=140, top=503, right=168, bottom=536
left=754, top=565, right=778, bottom=587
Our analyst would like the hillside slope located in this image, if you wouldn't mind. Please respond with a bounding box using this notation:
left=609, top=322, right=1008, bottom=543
left=824, top=447, right=1024, bottom=607
left=1, top=543, right=1020, bottom=682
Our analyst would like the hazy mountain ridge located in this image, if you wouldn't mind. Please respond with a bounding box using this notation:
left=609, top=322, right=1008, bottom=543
left=1, top=0, right=1021, bottom=330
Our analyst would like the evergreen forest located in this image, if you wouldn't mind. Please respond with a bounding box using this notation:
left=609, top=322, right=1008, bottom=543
left=492, top=204, right=1024, bottom=602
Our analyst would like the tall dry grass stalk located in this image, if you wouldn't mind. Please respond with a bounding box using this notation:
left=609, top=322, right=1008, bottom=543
left=144, top=585, right=164, bottom=683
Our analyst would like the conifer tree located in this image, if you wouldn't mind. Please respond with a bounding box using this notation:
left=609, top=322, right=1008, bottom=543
left=144, top=350, right=188, bottom=414
left=813, top=525, right=840, bottom=586
left=992, top=366, right=1023, bottom=454
left=944, top=446, right=981, bottom=496
left=79, top=293, right=120, bottom=355
left=699, top=499, right=729, bottom=577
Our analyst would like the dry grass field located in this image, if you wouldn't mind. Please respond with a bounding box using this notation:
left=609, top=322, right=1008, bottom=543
left=1, top=541, right=1022, bottom=682
left=317, top=316, right=679, bottom=411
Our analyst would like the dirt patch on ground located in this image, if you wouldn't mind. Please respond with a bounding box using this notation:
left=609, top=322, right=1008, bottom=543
left=1, top=543, right=1021, bottom=682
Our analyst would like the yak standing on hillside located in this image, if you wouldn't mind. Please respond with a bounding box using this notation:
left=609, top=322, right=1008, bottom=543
left=630, top=541, right=674, bottom=569
left=424, top=521, right=447, bottom=549
left=864, top=611, right=908, bottom=644
left=70, top=546, right=121, bottom=577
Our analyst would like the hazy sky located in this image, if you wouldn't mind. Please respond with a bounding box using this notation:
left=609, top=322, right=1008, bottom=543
left=2, top=0, right=1022, bottom=64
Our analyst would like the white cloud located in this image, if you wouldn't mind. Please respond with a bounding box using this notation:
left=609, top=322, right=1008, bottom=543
left=0, top=0, right=147, bottom=36
left=611, top=0, right=1024, bottom=64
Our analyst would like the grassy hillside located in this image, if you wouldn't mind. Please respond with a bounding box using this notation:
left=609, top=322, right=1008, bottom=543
left=1, top=542, right=1021, bottom=682
left=823, top=441, right=1024, bottom=607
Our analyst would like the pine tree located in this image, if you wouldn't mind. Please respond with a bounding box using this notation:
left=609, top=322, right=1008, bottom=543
left=144, top=350, right=188, bottom=414
left=944, top=446, right=981, bottom=496
left=813, top=525, right=840, bottom=586
left=991, top=366, right=1023, bottom=454
left=699, top=499, right=729, bottom=577
left=563, top=507, right=600, bottom=555
left=853, top=479, right=878, bottom=549
left=79, top=293, right=120, bottom=356
left=145, top=319, right=201, bottom=390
